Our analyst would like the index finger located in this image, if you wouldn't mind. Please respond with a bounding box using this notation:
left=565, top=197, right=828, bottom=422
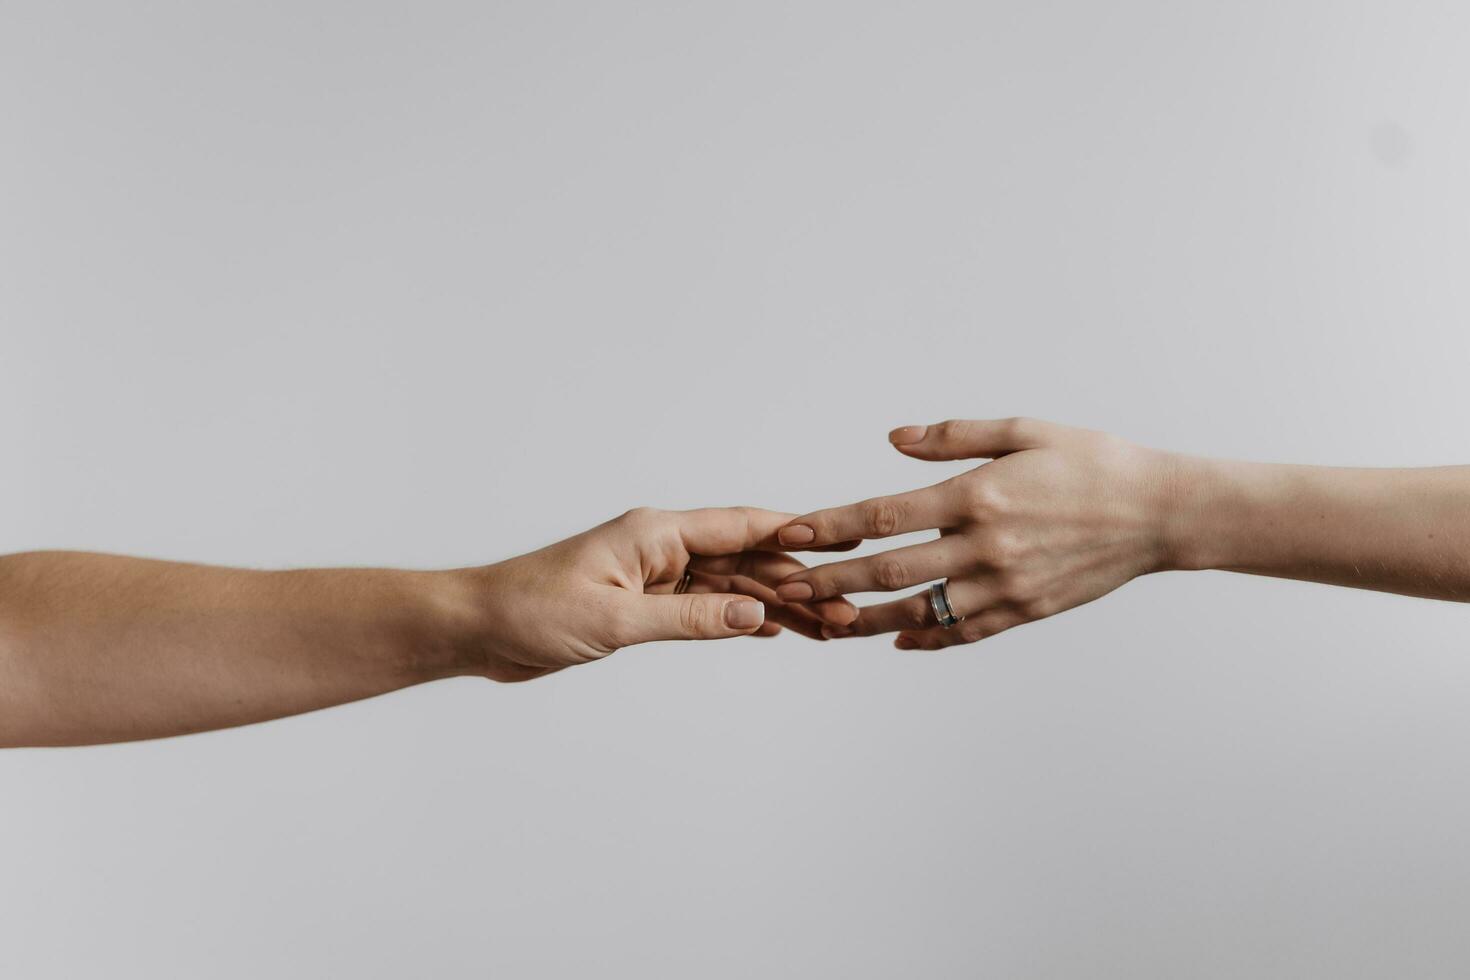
left=670, top=507, right=861, bottom=555
left=775, top=481, right=963, bottom=549
left=670, top=506, right=794, bottom=555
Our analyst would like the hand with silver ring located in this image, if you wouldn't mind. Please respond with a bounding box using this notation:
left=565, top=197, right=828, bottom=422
left=928, top=581, right=963, bottom=628
left=770, top=419, right=1179, bottom=651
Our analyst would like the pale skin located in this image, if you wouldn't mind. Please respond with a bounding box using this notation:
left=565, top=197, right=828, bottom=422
left=9, top=420, right=1468, bottom=745
left=774, top=417, right=1470, bottom=650
left=0, top=507, right=855, bottom=747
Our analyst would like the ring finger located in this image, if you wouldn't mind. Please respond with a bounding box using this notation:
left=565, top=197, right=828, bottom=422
left=823, top=578, right=997, bottom=638
left=775, top=538, right=971, bottom=603
left=896, top=607, right=1027, bottom=651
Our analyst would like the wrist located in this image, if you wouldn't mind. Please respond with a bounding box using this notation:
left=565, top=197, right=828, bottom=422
left=1154, top=452, right=1228, bottom=573
left=413, top=565, right=506, bottom=679
left=1156, top=453, right=1277, bottom=573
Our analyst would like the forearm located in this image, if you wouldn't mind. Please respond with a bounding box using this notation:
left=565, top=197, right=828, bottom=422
left=1165, top=457, right=1470, bottom=601
left=0, top=552, right=486, bottom=747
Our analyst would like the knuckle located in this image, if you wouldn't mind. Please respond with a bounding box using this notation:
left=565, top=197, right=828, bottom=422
left=968, top=615, right=1004, bottom=640
left=618, top=506, right=660, bottom=528
left=936, top=419, right=972, bottom=444
left=993, top=532, right=1025, bottom=564
left=1000, top=416, right=1033, bottom=442
left=730, top=506, right=761, bottom=540
left=600, top=599, right=637, bottom=649
left=992, top=568, right=1026, bottom=604
left=678, top=596, right=709, bottom=634
left=963, top=478, right=1008, bottom=519
left=980, top=529, right=1024, bottom=566
left=871, top=557, right=910, bottom=590
left=1019, top=596, right=1059, bottom=621
left=903, top=600, right=933, bottom=629
left=803, top=516, right=833, bottom=542
left=958, top=621, right=988, bottom=642
left=862, top=499, right=903, bottom=537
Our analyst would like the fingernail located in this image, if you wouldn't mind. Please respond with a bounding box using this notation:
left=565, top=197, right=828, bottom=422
left=776, top=582, right=815, bottom=602
left=894, top=636, right=918, bottom=650
left=889, top=425, right=927, bottom=446
left=822, top=625, right=854, bottom=639
left=778, top=524, right=815, bottom=546
left=724, top=600, right=765, bottom=629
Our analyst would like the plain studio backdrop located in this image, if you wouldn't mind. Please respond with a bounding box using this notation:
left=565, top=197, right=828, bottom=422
left=4, top=2, right=1470, bottom=977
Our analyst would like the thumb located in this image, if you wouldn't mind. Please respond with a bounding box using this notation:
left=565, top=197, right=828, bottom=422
left=887, top=417, right=1055, bottom=461
left=621, top=593, right=767, bottom=645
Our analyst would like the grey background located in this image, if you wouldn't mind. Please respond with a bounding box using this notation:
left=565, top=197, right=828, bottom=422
left=3, top=1, right=1470, bottom=976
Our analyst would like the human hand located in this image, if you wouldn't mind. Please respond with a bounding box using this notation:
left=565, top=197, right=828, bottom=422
left=772, top=419, right=1179, bottom=650
left=464, top=507, right=858, bottom=681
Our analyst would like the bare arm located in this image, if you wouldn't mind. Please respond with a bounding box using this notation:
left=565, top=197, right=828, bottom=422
left=1167, top=458, right=1470, bottom=599
left=0, top=553, right=482, bottom=746
left=0, top=509, right=854, bottom=747
left=768, top=419, right=1470, bottom=649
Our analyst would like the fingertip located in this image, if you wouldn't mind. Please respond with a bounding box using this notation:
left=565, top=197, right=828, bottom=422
left=775, top=581, right=815, bottom=603
left=777, top=524, right=816, bottom=547
left=889, top=425, right=928, bottom=446
left=894, top=635, right=919, bottom=650
left=821, top=625, right=855, bottom=639
left=724, top=599, right=766, bottom=631
left=809, top=597, right=857, bottom=627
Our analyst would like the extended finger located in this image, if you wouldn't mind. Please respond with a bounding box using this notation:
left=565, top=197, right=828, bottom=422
left=660, top=506, right=861, bottom=557
left=775, top=539, right=967, bottom=603
left=624, top=592, right=768, bottom=645
left=887, top=417, right=1060, bottom=461
left=820, top=579, right=998, bottom=639
left=667, top=506, right=795, bottom=555
left=895, top=607, right=1026, bottom=651
left=776, top=482, right=965, bottom=550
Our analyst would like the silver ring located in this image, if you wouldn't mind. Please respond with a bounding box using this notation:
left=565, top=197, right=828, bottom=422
left=673, top=569, right=694, bottom=595
left=929, top=581, right=963, bottom=628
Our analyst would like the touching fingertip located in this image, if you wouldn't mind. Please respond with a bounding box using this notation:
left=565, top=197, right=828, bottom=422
left=775, top=582, right=815, bottom=603
left=889, top=425, right=927, bottom=446
left=821, top=625, right=854, bottom=639
left=894, top=635, right=919, bottom=650
left=777, top=524, right=816, bottom=547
